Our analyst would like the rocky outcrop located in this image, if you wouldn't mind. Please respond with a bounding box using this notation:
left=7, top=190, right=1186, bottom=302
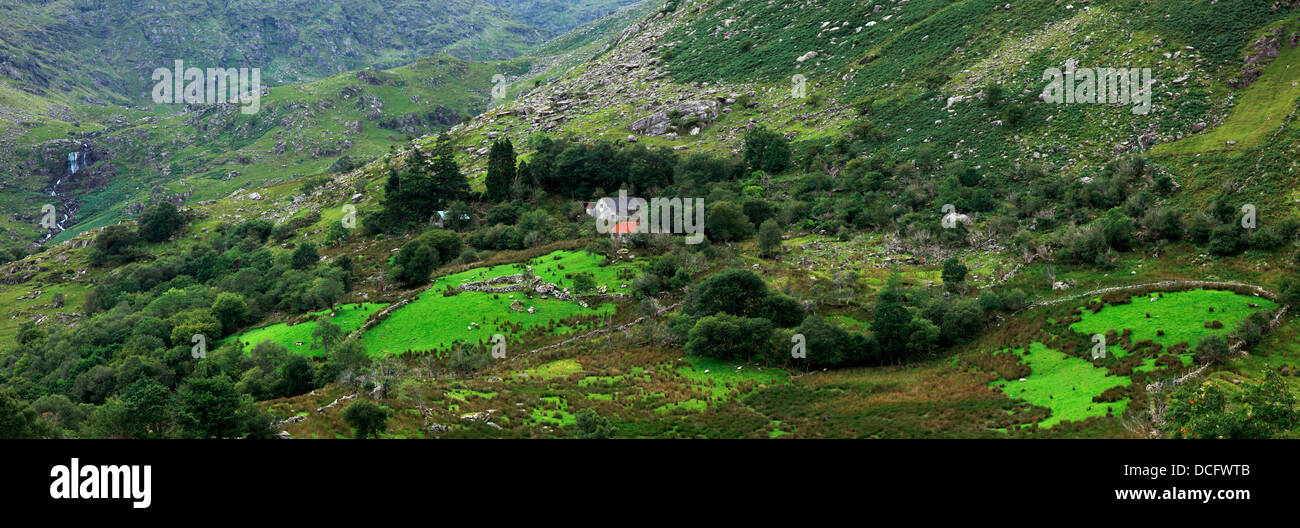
left=1234, top=27, right=1291, bottom=88
left=628, top=100, right=720, bottom=136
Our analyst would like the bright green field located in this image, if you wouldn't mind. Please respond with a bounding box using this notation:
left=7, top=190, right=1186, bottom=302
left=225, top=303, right=389, bottom=357
left=1070, top=289, right=1277, bottom=349
left=991, top=342, right=1130, bottom=428
left=359, top=251, right=635, bottom=355
left=361, top=292, right=613, bottom=355
left=676, top=356, right=790, bottom=401
left=524, top=359, right=585, bottom=380
left=438, top=250, right=639, bottom=291
left=525, top=250, right=642, bottom=292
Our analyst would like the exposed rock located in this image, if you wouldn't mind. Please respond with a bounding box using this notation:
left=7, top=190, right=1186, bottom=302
left=628, top=100, right=720, bottom=136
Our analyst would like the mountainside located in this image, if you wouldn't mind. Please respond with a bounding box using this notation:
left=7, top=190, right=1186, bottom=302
left=0, top=1, right=661, bottom=249
left=0, top=0, right=638, bottom=101
left=5, top=0, right=1300, bottom=442
left=460, top=0, right=1300, bottom=183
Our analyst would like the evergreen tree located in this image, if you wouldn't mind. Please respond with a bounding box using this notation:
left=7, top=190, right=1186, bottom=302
left=871, top=275, right=912, bottom=364
left=428, top=136, right=471, bottom=210
left=138, top=201, right=185, bottom=242
left=485, top=138, right=517, bottom=203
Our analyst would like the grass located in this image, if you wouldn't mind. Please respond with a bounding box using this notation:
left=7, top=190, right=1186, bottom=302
left=358, top=253, right=626, bottom=356
left=675, top=356, right=789, bottom=401
left=1069, top=289, right=1277, bottom=349
left=522, top=250, right=642, bottom=291
left=528, top=396, right=576, bottom=426
left=1155, top=22, right=1300, bottom=155
left=990, top=342, right=1130, bottom=428
left=224, top=303, right=389, bottom=357
left=524, top=359, right=584, bottom=380
left=361, top=291, right=613, bottom=355
left=359, top=250, right=632, bottom=355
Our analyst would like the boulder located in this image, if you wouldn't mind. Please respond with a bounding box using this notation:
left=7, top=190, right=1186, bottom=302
left=628, top=100, right=720, bottom=136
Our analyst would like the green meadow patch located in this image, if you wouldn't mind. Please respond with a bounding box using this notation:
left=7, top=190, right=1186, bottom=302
left=528, top=396, right=576, bottom=426
left=225, top=303, right=389, bottom=357
left=361, top=292, right=614, bottom=355
left=524, top=359, right=584, bottom=380
left=359, top=250, right=635, bottom=356
left=990, top=342, right=1130, bottom=428
left=525, top=250, right=642, bottom=292
left=675, top=356, right=790, bottom=402
left=1069, top=289, right=1276, bottom=349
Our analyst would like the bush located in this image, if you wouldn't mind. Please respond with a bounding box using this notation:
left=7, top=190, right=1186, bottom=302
left=757, top=219, right=782, bottom=257
left=342, top=400, right=389, bottom=439
left=706, top=201, right=753, bottom=242
left=684, top=269, right=770, bottom=318
left=685, top=313, right=774, bottom=362
left=742, top=126, right=791, bottom=173
left=390, top=239, right=438, bottom=287
left=978, top=290, right=1004, bottom=312
left=752, top=293, right=804, bottom=328
left=290, top=242, right=320, bottom=270
left=941, top=257, right=967, bottom=290
left=1002, top=104, right=1029, bottom=127
left=1194, top=334, right=1231, bottom=364
left=575, top=409, right=614, bottom=439
left=1207, top=224, right=1246, bottom=256
left=138, top=202, right=185, bottom=243
left=984, top=81, right=1004, bottom=107
left=572, top=273, right=596, bottom=292
left=852, top=96, right=875, bottom=116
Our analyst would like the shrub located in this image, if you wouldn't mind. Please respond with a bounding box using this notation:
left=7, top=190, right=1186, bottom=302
left=742, top=126, right=791, bottom=173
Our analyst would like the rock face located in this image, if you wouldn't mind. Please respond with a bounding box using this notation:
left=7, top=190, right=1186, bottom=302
left=1236, top=27, right=1291, bottom=88
left=628, top=100, right=720, bottom=136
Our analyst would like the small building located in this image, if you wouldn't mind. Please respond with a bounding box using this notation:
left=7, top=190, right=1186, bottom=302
left=611, top=221, right=639, bottom=242
left=585, top=196, right=643, bottom=223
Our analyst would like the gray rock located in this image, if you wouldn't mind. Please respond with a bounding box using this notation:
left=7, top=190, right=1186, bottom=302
left=628, top=100, right=720, bottom=136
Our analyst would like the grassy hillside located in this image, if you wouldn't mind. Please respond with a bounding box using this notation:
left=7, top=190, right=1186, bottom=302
left=4, top=0, right=1300, bottom=440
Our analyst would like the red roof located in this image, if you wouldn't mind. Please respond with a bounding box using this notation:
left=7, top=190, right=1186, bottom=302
left=613, top=221, right=639, bottom=234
